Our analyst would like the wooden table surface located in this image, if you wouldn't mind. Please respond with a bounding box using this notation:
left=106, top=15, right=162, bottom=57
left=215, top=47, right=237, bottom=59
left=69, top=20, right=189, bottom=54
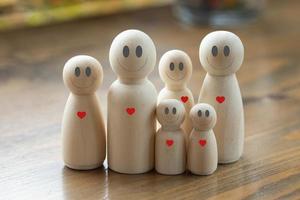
left=1, top=1, right=300, bottom=199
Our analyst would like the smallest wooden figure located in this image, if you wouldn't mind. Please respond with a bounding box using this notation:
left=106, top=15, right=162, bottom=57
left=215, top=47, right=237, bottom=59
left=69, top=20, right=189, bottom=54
left=188, top=103, right=218, bottom=175
left=155, top=99, right=186, bottom=175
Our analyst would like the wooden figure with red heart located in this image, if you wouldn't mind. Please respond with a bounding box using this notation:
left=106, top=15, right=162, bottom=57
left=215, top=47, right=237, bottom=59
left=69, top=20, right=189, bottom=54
left=188, top=103, right=218, bottom=175
left=158, top=50, right=194, bottom=138
left=198, top=31, right=245, bottom=164
left=107, top=30, right=157, bottom=174
left=62, top=55, right=106, bottom=170
left=155, top=99, right=186, bottom=175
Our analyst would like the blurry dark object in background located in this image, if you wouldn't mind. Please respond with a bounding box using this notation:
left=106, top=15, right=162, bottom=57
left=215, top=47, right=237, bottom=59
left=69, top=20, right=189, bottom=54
left=174, top=0, right=265, bottom=27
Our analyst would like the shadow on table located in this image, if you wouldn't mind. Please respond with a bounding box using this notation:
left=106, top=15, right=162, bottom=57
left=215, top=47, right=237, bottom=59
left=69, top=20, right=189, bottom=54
left=61, top=161, right=244, bottom=199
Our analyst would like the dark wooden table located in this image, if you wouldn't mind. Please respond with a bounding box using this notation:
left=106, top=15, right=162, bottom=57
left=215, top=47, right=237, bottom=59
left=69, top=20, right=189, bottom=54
left=1, top=1, right=300, bottom=199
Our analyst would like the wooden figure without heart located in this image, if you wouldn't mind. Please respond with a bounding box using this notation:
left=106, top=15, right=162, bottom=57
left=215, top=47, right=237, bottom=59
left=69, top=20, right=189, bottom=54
left=188, top=103, right=218, bottom=175
left=107, top=29, right=157, bottom=174
left=155, top=99, right=186, bottom=175
left=198, top=31, right=244, bottom=164
left=62, top=55, right=106, bottom=170
left=158, top=50, right=195, bottom=137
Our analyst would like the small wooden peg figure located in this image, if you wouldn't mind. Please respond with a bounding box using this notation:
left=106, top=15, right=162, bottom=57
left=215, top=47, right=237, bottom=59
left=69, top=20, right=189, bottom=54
left=155, top=99, right=186, bottom=175
left=107, top=29, right=157, bottom=174
left=62, top=55, right=106, bottom=170
left=198, top=31, right=244, bottom=163
left=158, top=50, right=194, bottom=137
left=188, top=103, right=217, bottom=175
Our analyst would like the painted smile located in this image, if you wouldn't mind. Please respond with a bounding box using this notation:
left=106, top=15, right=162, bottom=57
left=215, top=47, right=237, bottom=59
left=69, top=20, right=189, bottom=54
left=117, top=57, right=148, bottom=72
left=165, top=115, right=180, bottom=124
left=70, top=79, right=93, bottom=89
left=196, top=121, right=213, bottom=129
left=165, top=72, right=186, bottom=81
left=206, top=57, right=234, bottom=70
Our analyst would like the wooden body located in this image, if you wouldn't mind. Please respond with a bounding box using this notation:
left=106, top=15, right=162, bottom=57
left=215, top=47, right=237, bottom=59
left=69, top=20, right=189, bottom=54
left=158, top=50, right=194, bottom=136
left=155, top=99, right=186, bottom=175
left=108, top=79, right=157, bottom=174
left=198, top=31, right=244, bottom=163
left=108, top=29, right=157, bottom=174
left=62, top=55, right=106, bottom=170
left=62, top=94, right=106, bottom=170
left=155, top=128, right=186, bottom=175
left=188, top=129, right=217, bottom=175
left=158, top=88, right=194, bottom=136
left=199, top=74, right=244, bottom=163
left=188, top=103, right=218, bottom=175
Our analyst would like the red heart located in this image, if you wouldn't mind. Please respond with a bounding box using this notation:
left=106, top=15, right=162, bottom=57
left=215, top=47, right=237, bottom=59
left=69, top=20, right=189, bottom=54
left=126, top=107, right=135, bottom=115
left=216, top=96, right=225, bottom=103
left=77, top=111, right=86, bottom=119
left=181, top=96, right=189, bottom=103
left=199, top=139, right=206, bottom=147
left=166, top=139, right=174, bottom=147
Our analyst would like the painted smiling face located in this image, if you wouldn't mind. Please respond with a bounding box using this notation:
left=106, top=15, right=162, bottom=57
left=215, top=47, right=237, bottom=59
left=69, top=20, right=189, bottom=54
left=199, top=31, right=244, bottom=76
left=157, top=99, right=185, bottom=128
left=190, top=103, right=217, bottom=131
left=159, top=50, right=192, bottom=88
left=109, top=29, right=156, bottom=80
left=63, top=55, right=103, bottom=95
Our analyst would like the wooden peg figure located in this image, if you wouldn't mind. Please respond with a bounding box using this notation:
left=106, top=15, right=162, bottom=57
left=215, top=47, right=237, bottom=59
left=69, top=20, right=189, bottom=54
left=155, top=99, right=186, bottom=175
left=62, top=55, right=106, bottom=170
left=188, top=103, right=218, bottom=175
left=107, top=29, right=157, bottom=174
left=198, top=31, right=244, bottom=163
left=158, top=50, right=194, bottom=138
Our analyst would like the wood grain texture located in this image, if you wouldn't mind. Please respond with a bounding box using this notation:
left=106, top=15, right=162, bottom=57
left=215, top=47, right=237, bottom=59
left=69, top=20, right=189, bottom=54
left=0, top=0, right=300, bottom=199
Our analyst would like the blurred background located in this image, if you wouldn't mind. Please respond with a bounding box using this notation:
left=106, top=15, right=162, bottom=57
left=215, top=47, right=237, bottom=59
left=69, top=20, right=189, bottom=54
left=0, top=0, right=264, bottom=30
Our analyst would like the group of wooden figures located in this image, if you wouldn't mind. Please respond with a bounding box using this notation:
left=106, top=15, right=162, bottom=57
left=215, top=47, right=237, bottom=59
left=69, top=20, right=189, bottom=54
left=62, top=29, right=244, bottom=176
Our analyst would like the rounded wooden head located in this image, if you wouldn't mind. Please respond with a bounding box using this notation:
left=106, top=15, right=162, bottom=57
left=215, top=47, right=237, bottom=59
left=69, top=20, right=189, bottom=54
left=199, top=31, right=244, bottom=76
left=109, top=29, right=156, bottom=80
left=63, top=55, right=103, bottom=95
left=190, top=103, right=217, bottom=131
left=156, top=99, right=185, bottom=128
left=159, top=50, right=192, bottom=89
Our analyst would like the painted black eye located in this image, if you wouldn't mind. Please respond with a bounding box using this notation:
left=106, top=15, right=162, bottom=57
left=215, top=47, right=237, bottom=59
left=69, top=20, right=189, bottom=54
left=205, top=110, right=210, bottom=117
left=85, top=67, right=91, bottom=77
left=224, top=45, right=230, bottom=56
left=123, top=45, right=129, bottom=57
left=179, top=62, right=184, bottom=71
left=136, top=45, right=142, bottom=57
left=172, top=107, right=177, bottom=115
left=198, top=110, right=202, bottom=117
left=165, top=107, right=169, bottom=115
left=75, top=67, right=80, bottom=77
left=212, top=46, right=218, bottom=57
left=170, top=62, right=175, bottom=71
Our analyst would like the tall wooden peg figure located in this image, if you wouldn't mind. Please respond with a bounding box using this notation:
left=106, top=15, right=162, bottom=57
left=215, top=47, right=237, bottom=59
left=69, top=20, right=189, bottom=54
left=62, top=55, right=106, bottom=170
left=188, top=103, right=217, bottom=175
left=158, top=50, right=194, bottom=138
left=198, top=31, right=244, bottom=164
left=155, top=99, right=186, bottom=175
left=108, top=29, right=157, bottom=174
